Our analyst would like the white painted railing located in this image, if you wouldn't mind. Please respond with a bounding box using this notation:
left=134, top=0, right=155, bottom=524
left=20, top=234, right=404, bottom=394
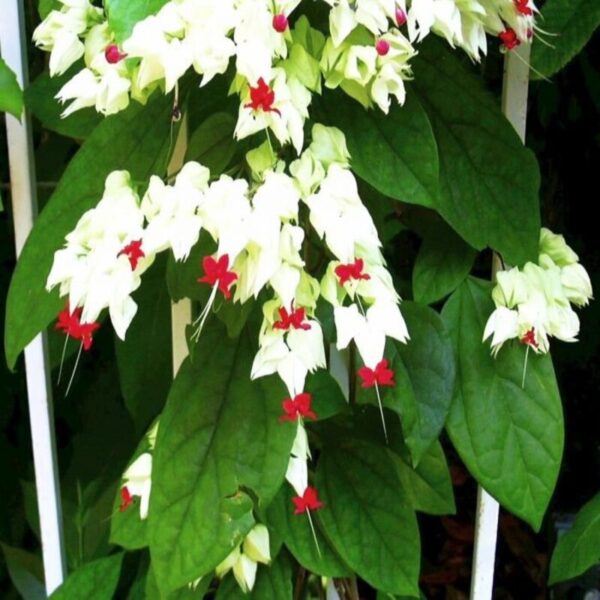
left=2, top=9, right=531, bottom=596
left=0, top=0, right=67, bottom=594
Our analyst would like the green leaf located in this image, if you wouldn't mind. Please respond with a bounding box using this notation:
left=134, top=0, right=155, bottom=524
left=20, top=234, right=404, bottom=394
left=215, top=551, right=294, bottom=600
left=0, top=544, right=45, bottom=600
left=441, top=277, right=564, bottom=530
left=38, top=0, right=61, bottom=19
left=305, top=370, right=348, bottom=422
left=148, top=319, right=297, bottom=594
left=412, top=40, right=541, bottom=266
left=105, top=0, right=170, bottom=43
left=316, top=91, right=439, bottom=208
left=5, top=95, right=176, bottom=370
left=266, top=486, right=352, bottom=578
left=26, top=70, right=102, bottom=139
left=413, top=222, right=476, bottom=305
left=115, top=255, right=172, bottom=434
left=145, top=565, right=210, bottom=599
left=0, top=57, right=23, bottom=119
left=392, top=440, right=456, bottom=516
left=531, top=0, right=600, bottom=79
left=358, top=302, right=455, bottom=465
left=50, top=553, right=124, bottom=599
left=316, top=439, right=421, bottom=597
left=549, top=493, right=600, bottom=584
left=186, top=112, right=237, bottom=175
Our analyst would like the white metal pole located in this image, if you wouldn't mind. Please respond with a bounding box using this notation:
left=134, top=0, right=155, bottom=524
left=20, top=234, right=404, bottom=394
left=470, top=42, right=531, bottom=600
left=168, top=115, right=192, bottom=375
left=0, top=1, right=67, bottom=594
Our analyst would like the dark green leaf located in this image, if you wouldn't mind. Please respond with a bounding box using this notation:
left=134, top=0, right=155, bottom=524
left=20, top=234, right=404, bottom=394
left=115, top=255, right=172, bottom=434
left=148, top=319, right=296, bottom=594
left=412, top=40, right=541, bottom=265
left=26, top=70, right=101, bottom=139
left=358, top=302, right=455, bottom=465
left=316, top=439, right=420, bottom=596
left=0, top=544, right=45, bottom=600
left=266, top=486, right=352, bottom=578
left=50, top=553, right=124, bottom=600
left=442, top=277, right=564, bottom=530
left=316, top=91, right=439, bottom=208
left=392, top=440, right=456, bottom=515
left=531, top=0, right=600, bottom=79
left=186, top=112, right=237, bottom=175
left=413, top=223, right=476, bottom=305
left=145, top=565, right=211, bottom=599
left=0, top=57, right=23, bottom=119
left=305, top=370, right=348, bottom=422
left=549, top=492, right=600, bottom=584
left=105, top=0, right=170, bottom=43
left=5, top=95, right=176, bottom=370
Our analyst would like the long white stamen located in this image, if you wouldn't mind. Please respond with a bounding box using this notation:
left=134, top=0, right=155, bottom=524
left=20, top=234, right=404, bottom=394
left=521, top=344, right=530, bottom=389
left=57, top=334, right=69, bottom=385
left=306, top=509, right=322, bottom=558
left=191, top=283, right=219, bottom=343
left=65, top=342, right=84, bottom=396
left=510, top=45, right=551, bottom=82
left=374, top=382, right=389, bottom=444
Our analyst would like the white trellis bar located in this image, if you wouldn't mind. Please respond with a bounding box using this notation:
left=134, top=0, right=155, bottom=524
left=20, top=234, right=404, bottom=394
left=470, top=42, right=532, bottom=600
left=0, top=0, right=67, bottom=594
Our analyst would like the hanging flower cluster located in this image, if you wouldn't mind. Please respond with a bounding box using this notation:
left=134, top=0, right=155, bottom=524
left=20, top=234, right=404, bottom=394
left=33, top=0, right=538, bottom=145
left=483, top=228, right=593, bottom=356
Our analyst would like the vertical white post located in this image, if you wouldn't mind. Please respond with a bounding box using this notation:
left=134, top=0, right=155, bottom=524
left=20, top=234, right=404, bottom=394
left=0, top=1, right=67, bottom=594
left=470, top=43, right=531, bottom=600
left=168, top=115, right=192, bottom=375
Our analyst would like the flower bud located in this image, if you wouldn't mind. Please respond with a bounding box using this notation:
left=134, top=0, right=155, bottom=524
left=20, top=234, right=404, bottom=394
left=539, top=228, right=579, bottom=267
left=561, top=263, right=593, bottom=306
left=243, top=524, right=271, bottom=565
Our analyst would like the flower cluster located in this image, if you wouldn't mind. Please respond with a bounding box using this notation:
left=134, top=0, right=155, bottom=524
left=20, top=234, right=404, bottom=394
left=34, top=0, right=537, bottom=148
left=483, top=228, right=593, bottom=356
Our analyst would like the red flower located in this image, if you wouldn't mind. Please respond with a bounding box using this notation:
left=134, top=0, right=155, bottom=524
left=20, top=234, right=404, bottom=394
left=273, top=306, right=311, bottom=331
left=514, top=0, right=533, bottom=15
left=292, top=486, right=324, bottom=514
left=376, top=39, right=390, bottom=56
left=272, top=13, right=288, bottom=32
left=335, top=259, right=371, bottom=285
left=119, top=486, right=134, bottom=512
left=520, top=328, right=539, bottom=350
left=244, top=78, right=281, bottom=115
left=118, top=239, right=145, bottom=270
left=55, top=304, right=100, bottom=351
left=197, top=254, right=238, bottom=299
left=499, top=28, right=520, bottom=50
left=395, top=7, right=407, bottom=26
left=358, top=359, right=396, bottom=388
left=105, top=44, right=127, bottom=64
left=280, top=392, right=317, bottom=422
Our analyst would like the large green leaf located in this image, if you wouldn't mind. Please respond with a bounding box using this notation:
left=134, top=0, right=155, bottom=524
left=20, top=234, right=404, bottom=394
left=186, top=112, right=237, bottom=175
left=0, top=57, right=23, bottom=119
left=392, top=440, right=456, bottom=516
left=316, top=90, right=439, bottom=208
left=358, top=302, right=455, bottom=465
left=50, top=553, right=124, bottom=599
left=148, top=319, right=296, bottom=594
left=441, top=277, right=564, bottom=529
left=5, top=96, right=175, bottom=370
left=412, top=222, right=476, bottom=305
left=26, top=70, right=101, bottom=139
left=412, top=41, right=541, bottom=266
left=549, top=492, right=600, bottom=584
left=267, top=486, right=352, bottom=578
left=316, top=439, right=421, bottom=597
left=105, top=0, right=171, bottom=43
left=0, top=544, right=45, bottom=600
left=531, top=0, right=600, bottom=79
left=115, top=255, right=172, bottom=435
left=215, top=551, right=293, bottom=600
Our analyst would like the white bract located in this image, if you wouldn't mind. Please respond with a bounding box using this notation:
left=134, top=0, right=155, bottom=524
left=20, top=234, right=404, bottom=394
left=122, top=453, right=153, bottom=520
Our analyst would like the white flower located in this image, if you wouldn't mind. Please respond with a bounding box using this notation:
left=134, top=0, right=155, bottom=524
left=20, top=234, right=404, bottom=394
left=561, top=264, right=593, bottom=307
left=243, top=524, right=271, bottom=565
left=123, top=452, right=153, bottom=520
left=539, top=227, right=579, bottom=267
left=334, top=301, right=409, bottom=367
left=141, top=162, right=209, bottom=260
